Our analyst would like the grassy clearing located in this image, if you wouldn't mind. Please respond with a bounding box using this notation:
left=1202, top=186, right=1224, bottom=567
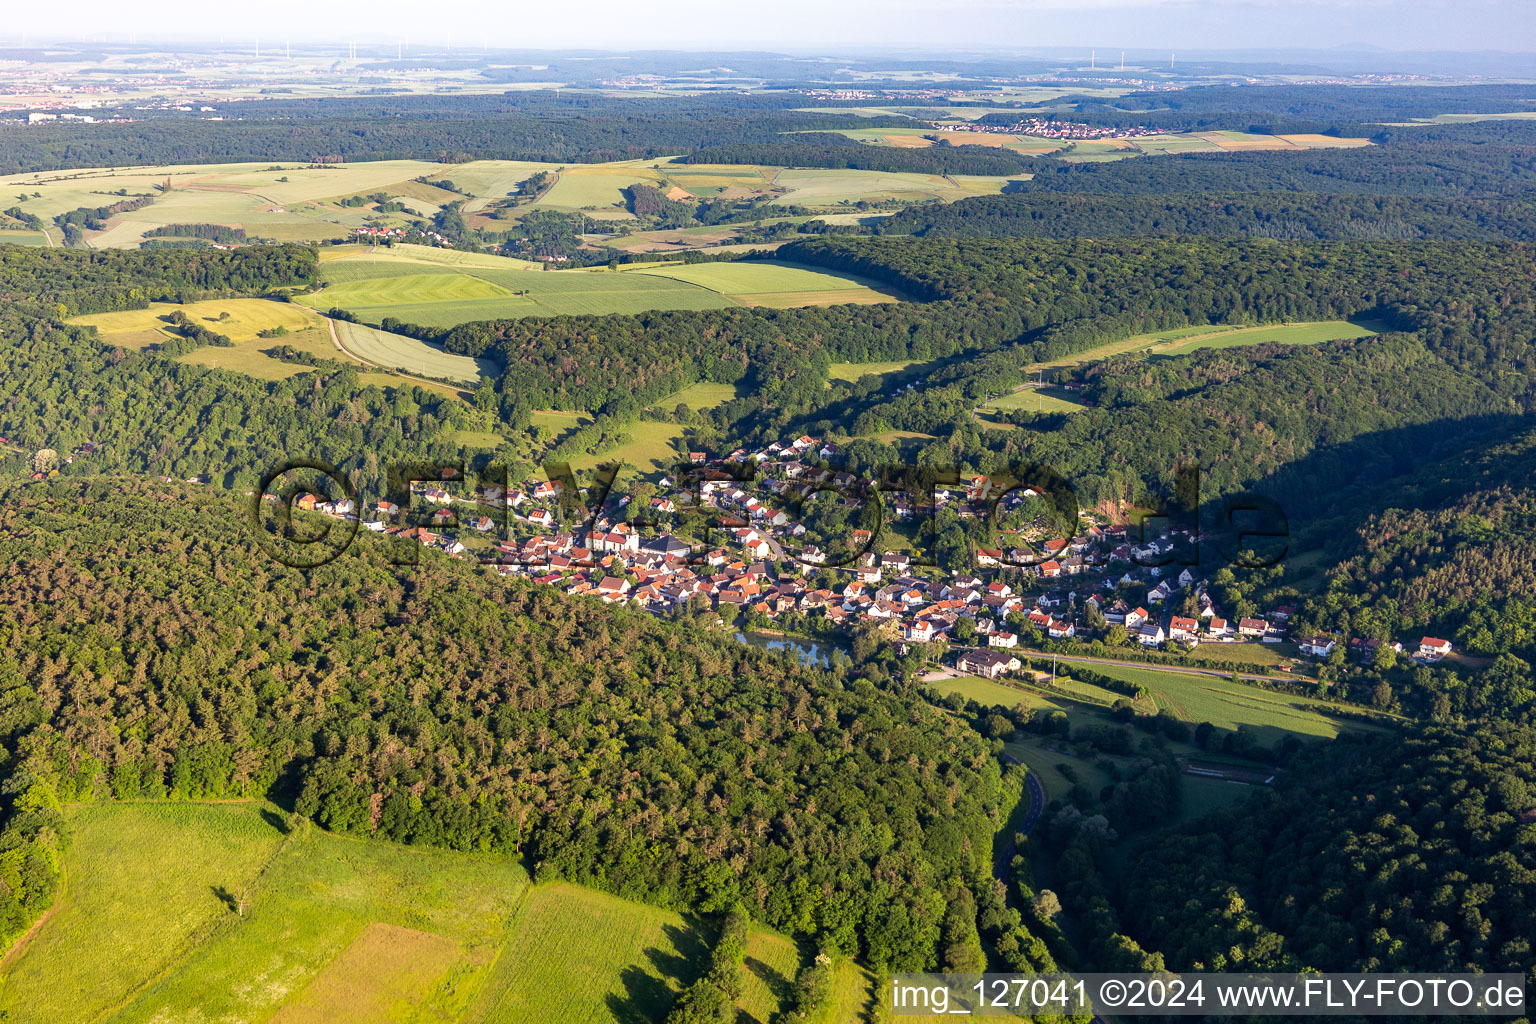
left=332, top=319, right=494, bottom=383
left=447, top=428, right=506, bottom=448
left=571, top=420, right=688, bottom=476
left=3, top=801, right=756, bottom=1024
left=662, top=380, right=746, bottom=410
left=737, top=928, right=801, bottom=1024
left=1178, top=773, right=1257, bottom=824
left=472, top=883, right=709, bottom=1024
left=1155, top=319, right=1382, bottom=355
left=828, top=359, right=919, bottom=384
left=1005, top=733, right=1117, bottom=800
left=0, top=802, right=285, bottom=1024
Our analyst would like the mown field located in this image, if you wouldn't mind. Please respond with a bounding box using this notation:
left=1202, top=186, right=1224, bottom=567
left=0, top=802, right=818, bottom=1024
left=1154, top=319, right=1383, bottom=355
left=834, top=126, right=1372, bottom=161
left=303, top=248, right=910, bottom=327
left=629, top=260, right=904, bottom=306
left=332, top=320, right=495, bottom=383
left=981, top=386, right=1087, bottom=414
left=1061, top=661, right=1394, bottom=743
left=828, top=359, right=920, bottom=384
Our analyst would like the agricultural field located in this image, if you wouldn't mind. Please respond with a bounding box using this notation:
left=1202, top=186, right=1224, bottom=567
left=836, top=127, right=1371, bottom=160
left=1153, top=319, right=1383, bottom=355
left=303, top=248, right=909, bottom=326
left=0, top=229, right=47, bottom=245
left=769, top=168, right=1018, bottom=206
left=926, top=675, right=1073, bottom=715
left=332, top=319, right=495, bottom=383
left=0, top=801, right=813, bottom=1024
left=629, top=260, right=905, bottom=306
left=0, top=159, right=463, bottom=248
left=302, top=249, right=736, bottom=324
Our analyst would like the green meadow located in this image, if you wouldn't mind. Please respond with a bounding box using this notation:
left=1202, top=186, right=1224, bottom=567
left=0, top=801, right=810, bottom=1024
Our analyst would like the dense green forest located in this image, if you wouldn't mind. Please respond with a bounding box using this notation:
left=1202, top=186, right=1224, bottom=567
left=998, top=123, right=1536, bottom=198
left=0, top=93, right=910, bottom=174
left=0, top=243, right=494, bottom=495
left=874, top=192, right=1536, bottom=240
left=1118, top=724, right=1536, bottom=976
left=1034, top=82, right=1536, bottom=132
left=0, top=481, right=1010, bottom=968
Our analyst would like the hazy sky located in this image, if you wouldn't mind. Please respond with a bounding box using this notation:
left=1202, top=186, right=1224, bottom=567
left=9, top=0, right=1536, bottom=54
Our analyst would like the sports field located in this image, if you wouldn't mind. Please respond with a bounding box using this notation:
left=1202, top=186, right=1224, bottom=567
left=981, top=386, right=1086, bottom=414
left=0, top=801, right=807, bottom=1024
left=1059, top=661, right=1394, bottom=743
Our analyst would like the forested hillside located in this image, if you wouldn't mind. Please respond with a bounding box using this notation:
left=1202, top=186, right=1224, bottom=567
left=0, top=94, right=909, bottom=174
left=874, top=192, right=1536, bottom=241
left=1119, top=724, right=1536, bottom=976
left=0, top=481, right=1008, bottom=967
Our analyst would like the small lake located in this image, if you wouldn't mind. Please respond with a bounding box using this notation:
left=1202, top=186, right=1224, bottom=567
left=735, top=631, right=837, bottom=668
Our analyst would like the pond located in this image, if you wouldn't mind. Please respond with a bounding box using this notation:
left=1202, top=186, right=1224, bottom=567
left=735, top=630, right=838, bottom=668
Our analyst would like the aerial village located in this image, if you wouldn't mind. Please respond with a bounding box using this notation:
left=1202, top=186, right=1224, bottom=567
left=928, top=117, right=1161, bottom=141
left=294, top=435, right=1454, bottom=679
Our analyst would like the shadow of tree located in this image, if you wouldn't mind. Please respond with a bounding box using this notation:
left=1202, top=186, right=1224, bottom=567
left=605, top=919, right=715, bottom=1024
left=210, top=885, right=239, bottom=913
left=606, top=963, right=677, bottom=1024
left=738, top=954, right=795, bottom=1024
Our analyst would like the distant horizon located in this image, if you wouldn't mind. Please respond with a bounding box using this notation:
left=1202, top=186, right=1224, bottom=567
left=6, top=1, right=1536, bottom=57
